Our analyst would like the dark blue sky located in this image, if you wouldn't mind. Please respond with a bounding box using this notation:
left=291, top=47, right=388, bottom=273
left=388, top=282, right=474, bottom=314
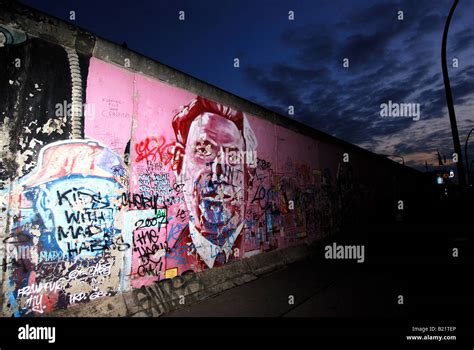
left=19, top=0, right=474, bottom=169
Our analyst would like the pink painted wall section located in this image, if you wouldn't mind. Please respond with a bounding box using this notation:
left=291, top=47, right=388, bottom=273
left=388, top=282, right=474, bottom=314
left=85, top=57, right=134, bottom=156
left=129, top=75, right=195, bottom=287
left=81, top=61, right=331, bottom=288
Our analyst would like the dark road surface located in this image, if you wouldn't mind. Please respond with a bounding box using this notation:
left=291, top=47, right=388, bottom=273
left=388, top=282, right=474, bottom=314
left=166, top=249, right=474, bottom=318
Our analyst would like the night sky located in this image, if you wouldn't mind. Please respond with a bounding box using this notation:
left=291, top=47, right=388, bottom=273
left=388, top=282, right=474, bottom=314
left=18, top=0, right=474, bottom=170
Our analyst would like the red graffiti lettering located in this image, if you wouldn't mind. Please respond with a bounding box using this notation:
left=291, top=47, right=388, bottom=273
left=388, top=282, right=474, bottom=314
left=135, top=137, right=175, bottom=165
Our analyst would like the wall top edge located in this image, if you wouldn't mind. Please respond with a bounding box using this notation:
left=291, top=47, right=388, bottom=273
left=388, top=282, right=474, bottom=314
left=0, top=0, right=419, bottom=173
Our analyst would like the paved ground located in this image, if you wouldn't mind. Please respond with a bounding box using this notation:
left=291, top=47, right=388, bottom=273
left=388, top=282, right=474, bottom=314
left=166, top=242, right=474, bottom=319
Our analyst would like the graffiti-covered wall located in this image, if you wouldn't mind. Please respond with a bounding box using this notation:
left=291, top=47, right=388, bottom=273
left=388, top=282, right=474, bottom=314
left=0, top=4, right=421, bottom=317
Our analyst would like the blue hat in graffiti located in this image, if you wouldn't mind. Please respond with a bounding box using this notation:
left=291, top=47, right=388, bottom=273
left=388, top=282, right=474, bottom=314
left=20, top=139, right=125, bottom=188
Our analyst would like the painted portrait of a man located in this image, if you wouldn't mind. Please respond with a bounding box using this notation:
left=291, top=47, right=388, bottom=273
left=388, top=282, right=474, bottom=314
left=170, top=97, right=257, bottom=270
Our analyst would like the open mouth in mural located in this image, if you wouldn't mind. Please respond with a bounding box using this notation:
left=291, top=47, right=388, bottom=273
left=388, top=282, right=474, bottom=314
left=197, top=201, right=235, bottom=245
left=193, top=171, right=240, bottom=227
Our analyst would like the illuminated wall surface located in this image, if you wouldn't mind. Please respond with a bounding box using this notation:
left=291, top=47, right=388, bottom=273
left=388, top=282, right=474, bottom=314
left=0, top=13, right=420, bottom=316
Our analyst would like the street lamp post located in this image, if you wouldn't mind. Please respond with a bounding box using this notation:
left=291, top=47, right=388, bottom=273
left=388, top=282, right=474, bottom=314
left=464, top=128, right=474, bottom=185
left=470, top=160, right=474, bottom=185
left=441, top=0, right=466, bottom=186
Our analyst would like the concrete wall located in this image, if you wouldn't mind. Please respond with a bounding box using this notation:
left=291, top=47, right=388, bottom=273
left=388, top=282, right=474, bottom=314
left=0, top=1, right=422, bottom=317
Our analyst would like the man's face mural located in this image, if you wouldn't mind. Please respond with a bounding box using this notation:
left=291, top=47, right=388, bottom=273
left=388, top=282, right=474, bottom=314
left=173, top=97, right=257, bottom=250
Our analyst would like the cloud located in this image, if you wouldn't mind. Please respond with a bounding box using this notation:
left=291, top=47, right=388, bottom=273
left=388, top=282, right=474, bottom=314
left=243, top=0, right=473, bottom=170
